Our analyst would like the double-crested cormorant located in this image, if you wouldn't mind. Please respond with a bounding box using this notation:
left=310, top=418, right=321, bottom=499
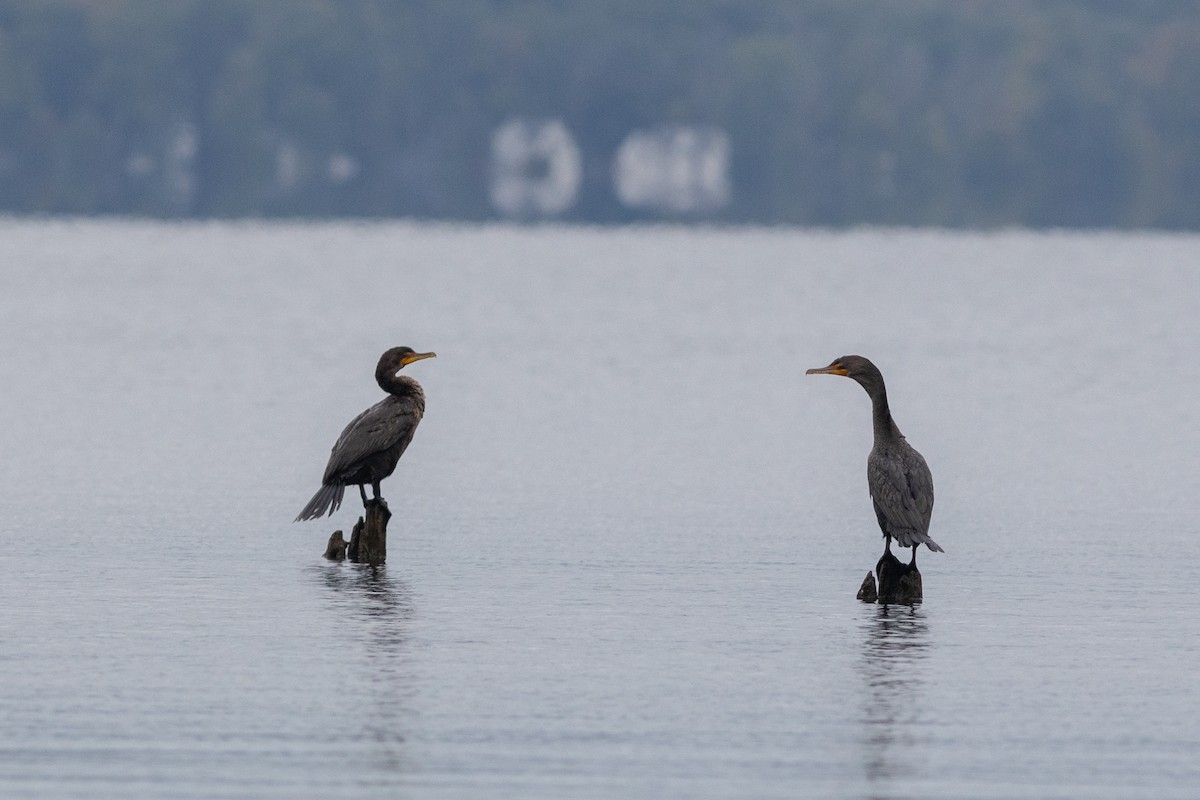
left=806, top=355, right=943, bottom=564
left=295, top=347, right=435, bottom=522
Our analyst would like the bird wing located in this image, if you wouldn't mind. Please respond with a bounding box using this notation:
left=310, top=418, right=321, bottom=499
left=867, top=444, right=934, bottom=534
left=321, top=396, right=423, bottom=483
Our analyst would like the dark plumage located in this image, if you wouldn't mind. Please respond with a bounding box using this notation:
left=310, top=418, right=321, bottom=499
left=295, top=347, right=435, bottom=521
left=807, top=355, right=943, bottom=564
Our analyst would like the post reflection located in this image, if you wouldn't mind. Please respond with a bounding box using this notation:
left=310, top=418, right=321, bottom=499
left=312, top=562, right=415, bottom=773
left=857, top=603, right=930, bottom=791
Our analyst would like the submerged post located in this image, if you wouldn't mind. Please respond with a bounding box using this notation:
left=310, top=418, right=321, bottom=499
left=346, top=499, right=391, bottom=566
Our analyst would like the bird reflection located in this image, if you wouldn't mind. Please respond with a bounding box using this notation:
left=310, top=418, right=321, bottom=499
left=312, top=563, right=415, bottom=773
left=317, top=563, right=414, bottom=650
left=857, top=603, right=930, bottom=789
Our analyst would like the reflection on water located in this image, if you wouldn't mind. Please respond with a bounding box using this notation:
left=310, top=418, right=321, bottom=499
left=312, top=563, right=415, bottom=773
left=316, top=562, right=415, bottom=652
left=858, top=603, right=930, bottom=790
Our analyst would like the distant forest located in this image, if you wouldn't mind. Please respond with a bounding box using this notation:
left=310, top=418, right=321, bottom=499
left=3, top=0, right=1200, bottom=227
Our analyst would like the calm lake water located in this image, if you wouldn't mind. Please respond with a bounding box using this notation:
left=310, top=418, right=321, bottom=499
left=1, top=219, right=1197, bottom=798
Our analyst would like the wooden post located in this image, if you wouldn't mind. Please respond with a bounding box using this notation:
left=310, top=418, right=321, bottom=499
left=873, top=550, right=922, bottom=604
left=857, top=571, right=878, bottom=602
left=323, top=530, right=348, bottom=560
left=346, top=498, right=391, bottom=566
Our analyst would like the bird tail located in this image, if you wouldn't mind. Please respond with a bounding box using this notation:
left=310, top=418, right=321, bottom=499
left=294, top=484, right=344, bottom=522
left=895, top=530, right=945, bottom=553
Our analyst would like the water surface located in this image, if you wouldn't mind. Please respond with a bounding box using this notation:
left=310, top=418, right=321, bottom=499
left=0, top=220, right=1197, bottom=798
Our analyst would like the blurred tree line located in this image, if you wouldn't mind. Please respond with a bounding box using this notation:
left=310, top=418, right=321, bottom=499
left=2, top=0, right=1200, bottom=227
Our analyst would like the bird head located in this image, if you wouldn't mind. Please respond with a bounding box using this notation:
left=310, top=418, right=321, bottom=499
left=806, top=355, right=884, bottom=393
left=378, top=346, right=436, bottom=375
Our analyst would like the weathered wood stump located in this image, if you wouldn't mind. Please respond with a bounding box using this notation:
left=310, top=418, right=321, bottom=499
left=323, top=530, right=348, bottom=561
left=873, top=550, right=922, bottom=604
left=857, top=571, right=878, bottom=602
left=346, top=498, right=391, bottom=566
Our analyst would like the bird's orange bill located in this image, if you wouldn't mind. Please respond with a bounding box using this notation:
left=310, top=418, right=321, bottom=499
left=806, top=361, right=848, bottom=376
left=401, top=351, right=437, bottom=365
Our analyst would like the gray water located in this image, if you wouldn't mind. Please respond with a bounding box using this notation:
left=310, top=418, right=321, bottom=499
left=1, top=220, right=1197, bottom=798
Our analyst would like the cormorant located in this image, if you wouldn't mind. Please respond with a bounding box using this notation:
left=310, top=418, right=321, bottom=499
left=806, top=355, right=943, bottom=564
left=295, top=347, right=435, bottom=521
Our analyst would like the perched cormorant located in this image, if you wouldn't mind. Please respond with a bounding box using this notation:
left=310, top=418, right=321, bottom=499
left=295, top=347, right=435, bottom=521
left=806, top=355, right=943, bottom=564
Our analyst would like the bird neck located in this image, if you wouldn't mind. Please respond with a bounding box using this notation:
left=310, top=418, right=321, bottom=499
left=867, top=384, right=903, bottom=443
left=376, top=370, right=419, bottom=397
